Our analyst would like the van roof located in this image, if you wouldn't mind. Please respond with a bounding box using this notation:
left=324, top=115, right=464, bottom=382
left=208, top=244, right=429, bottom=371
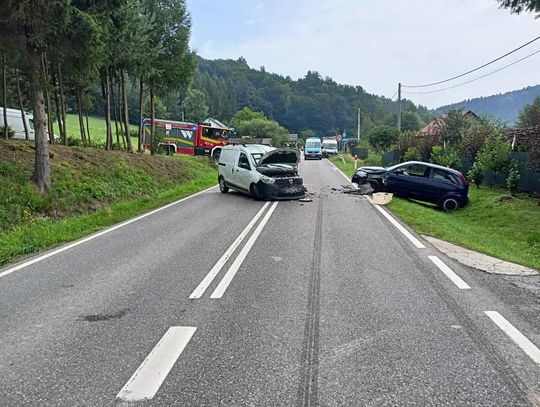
left=223, top=144, right=274, bottom=154
left=2, top=108, right=33, bottom=118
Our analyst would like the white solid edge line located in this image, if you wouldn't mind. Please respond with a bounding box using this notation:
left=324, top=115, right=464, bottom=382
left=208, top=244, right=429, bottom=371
left=372, top=204, right=426, bottom=249
left=485, top=311, right=540, bottom=365
left=428, top=255, right=471, bottom=290
left=326, top=158, right=353, bottom=184
left=189, top=201, right=270, bottom=298
left=116, top=326, right=197, bottom=401
left=211, top=201, right=279, bottom=298
left=326, top=159, right=426, bottom=249
left=0, top=185, right=217, bottom=279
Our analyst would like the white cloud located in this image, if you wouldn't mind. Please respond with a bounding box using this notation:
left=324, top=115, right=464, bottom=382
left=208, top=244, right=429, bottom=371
left=191, top=0, right=540, bottom=108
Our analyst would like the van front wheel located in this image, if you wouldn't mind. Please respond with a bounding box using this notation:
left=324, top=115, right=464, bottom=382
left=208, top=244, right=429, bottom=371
left=250, top=184, right=261, bottom=200
left=219, top=177, right=229, bottom=193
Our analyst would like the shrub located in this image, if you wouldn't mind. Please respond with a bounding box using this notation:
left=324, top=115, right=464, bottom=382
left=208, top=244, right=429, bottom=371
left=430, top=146, right=461, bottom=169
left=67, top=137, right=84, bottom=147
left=403, top=147, right=421, bottom=161
left=476, top=134, right=511, bottom=177
left=0, top=126, right=15, bottom=138
left=506, top=160, right=521, bottom=196
left=367, top=125, right=400, bottom=152
left=467, top=160, right=484, bottom=188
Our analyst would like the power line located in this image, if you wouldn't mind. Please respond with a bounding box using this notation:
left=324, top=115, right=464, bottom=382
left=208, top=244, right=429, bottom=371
left=389, top=90, right=398, bottom=100
left=402, top=35, right=540, bottom=88
left=402, top=49, right=540, bottom=95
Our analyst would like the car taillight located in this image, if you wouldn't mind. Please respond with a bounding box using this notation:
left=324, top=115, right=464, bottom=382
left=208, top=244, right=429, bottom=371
left=458, top=172, right=468, bottom=186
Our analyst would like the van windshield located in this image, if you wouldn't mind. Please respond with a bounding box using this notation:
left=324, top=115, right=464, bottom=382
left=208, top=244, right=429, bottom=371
left=322, top=141, right=337, bottom=148
left=251, top=153, right=264, bottom=163
left=306, top=141, right=320, bottom=148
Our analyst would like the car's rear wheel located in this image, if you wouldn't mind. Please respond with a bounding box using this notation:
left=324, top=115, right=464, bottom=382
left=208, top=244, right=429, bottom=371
left=439, top=196, right=460, bottom=212
left=219, top=177, right=229, bottom=193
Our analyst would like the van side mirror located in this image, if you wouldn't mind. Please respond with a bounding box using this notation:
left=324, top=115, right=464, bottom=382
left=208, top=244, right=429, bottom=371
left=394, top=169, right=404, bottom=175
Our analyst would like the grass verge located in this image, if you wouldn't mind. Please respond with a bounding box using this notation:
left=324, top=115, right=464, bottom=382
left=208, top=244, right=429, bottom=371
left=0, top=140, right=217, bottom=267
left=0, top=175, right=215, bottom=267
left=329, top=155, right=540, bottom=270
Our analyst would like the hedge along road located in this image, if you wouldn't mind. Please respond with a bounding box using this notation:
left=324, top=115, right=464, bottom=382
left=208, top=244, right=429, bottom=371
left=0, top=160, right=539, bottom=406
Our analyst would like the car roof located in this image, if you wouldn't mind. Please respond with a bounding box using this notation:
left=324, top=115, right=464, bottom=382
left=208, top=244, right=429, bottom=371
left=395, top=161, right=461, bottom=174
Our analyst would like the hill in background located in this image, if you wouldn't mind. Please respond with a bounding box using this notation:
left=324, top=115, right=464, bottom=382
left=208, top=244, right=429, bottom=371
left=434, top=85, right=540, bottom=124
left=193, top=57, right=432, bottom=136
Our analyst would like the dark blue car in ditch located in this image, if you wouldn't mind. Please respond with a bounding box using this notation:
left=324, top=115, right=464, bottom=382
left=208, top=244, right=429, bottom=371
left=352, top=161, right=469, bottom=211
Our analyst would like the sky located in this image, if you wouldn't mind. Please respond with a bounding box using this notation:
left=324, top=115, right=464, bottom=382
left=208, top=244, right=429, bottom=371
left=186, top=0, right=540, bottom=109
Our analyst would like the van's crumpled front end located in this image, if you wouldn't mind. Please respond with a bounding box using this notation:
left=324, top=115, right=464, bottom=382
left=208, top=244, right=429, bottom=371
left=256, top=149, right=305, bottom=200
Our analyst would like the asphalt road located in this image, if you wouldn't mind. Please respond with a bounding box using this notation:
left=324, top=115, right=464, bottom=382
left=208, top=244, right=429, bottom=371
left=0, top=159, right=539, bottom=406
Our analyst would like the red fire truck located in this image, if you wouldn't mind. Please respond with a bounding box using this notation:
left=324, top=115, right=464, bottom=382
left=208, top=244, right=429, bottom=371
left=143, top=118, right=231, bottom=158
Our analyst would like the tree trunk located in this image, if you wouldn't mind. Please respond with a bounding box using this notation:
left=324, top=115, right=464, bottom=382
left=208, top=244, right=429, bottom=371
left=28, top=48, right=51, bottom=193
left=112, top=79, right=120, bottom=149
left=102, top=69, right=112, bottom=150
left=76, top=87, right=86, bottom=142
left=138, top=75, right=144, bottom=152
left=117, top=80, right=126, bottom=149
left=51, top=65, right=64, bottom=142
left=122, top=70, right=132, bottom=152
left=42, top=53, right=54, bottom=144
left=15, top=69, right=30, bottom=140
left=150, top=83, right=155, bottom=155
left=57, top=63, right=67, bottom=145
left=2, top=52, right=8, bottom=140
left=85, top=109, right=91, bottom=143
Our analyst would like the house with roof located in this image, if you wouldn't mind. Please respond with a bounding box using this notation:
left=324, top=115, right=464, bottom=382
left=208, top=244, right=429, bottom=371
left=418, top=110, right=479, bottom=137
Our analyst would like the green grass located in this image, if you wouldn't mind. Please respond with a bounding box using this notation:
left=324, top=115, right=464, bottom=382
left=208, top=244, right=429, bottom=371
left=53, top=114, right=138, bottom=146
left=329, top=153, right=381, bottom=178
left=329, top=154, right=540, bottom=270
left=0, top=140, right=217, bottom=266
left=388, top=189, right=540, bottom=270
left=0, top=174, right=216, bottom=267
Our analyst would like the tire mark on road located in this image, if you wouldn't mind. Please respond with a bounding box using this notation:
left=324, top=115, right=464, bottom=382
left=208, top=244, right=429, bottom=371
left=298, top=196, right=323, bottom=407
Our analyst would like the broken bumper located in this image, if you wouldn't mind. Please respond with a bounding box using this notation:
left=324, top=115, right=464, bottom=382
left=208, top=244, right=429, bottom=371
left=257, top=178, right=305, bottom=200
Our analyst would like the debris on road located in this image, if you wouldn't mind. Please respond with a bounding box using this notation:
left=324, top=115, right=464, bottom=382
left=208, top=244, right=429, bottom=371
left=299, top=197, right=313, bottom=202
left=372, top=192, right=393, bottom=205
left=341, top=183, right=374, bottom=195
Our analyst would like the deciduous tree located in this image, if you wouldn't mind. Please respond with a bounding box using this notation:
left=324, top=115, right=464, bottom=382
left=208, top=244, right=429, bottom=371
left=367, top=125, right=400, bottom=152
left=518, top=96, right=540, bottom=127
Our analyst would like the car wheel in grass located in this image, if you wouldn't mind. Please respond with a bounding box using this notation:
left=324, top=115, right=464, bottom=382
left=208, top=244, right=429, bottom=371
left=219, top=177, right=229, bottom=193
left=439, top=197, right=460, bottom=212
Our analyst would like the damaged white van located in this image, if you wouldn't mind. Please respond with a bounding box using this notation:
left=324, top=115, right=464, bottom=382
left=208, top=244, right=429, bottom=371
left=218, top=144, right=305, bottom=200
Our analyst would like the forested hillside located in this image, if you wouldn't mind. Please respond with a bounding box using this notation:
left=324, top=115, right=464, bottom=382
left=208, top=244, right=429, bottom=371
left=434, top=85, right=540, bottom=124
left=191, top=57, right=433, bottom=136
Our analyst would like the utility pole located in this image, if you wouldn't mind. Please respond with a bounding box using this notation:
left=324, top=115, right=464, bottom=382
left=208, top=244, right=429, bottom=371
left=357, top=107, right=361, bottom=141
left=397, top=82, right=402, bottom=132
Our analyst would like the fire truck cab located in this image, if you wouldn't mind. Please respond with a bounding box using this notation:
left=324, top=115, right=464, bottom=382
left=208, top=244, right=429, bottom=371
left=143, top=118, right=231, bottom=159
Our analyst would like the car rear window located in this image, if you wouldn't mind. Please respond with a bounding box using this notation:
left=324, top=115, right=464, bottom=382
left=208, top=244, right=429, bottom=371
left=403, top=164, right=428, bottom=177
left=432, top=168, right=457, bottom=184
